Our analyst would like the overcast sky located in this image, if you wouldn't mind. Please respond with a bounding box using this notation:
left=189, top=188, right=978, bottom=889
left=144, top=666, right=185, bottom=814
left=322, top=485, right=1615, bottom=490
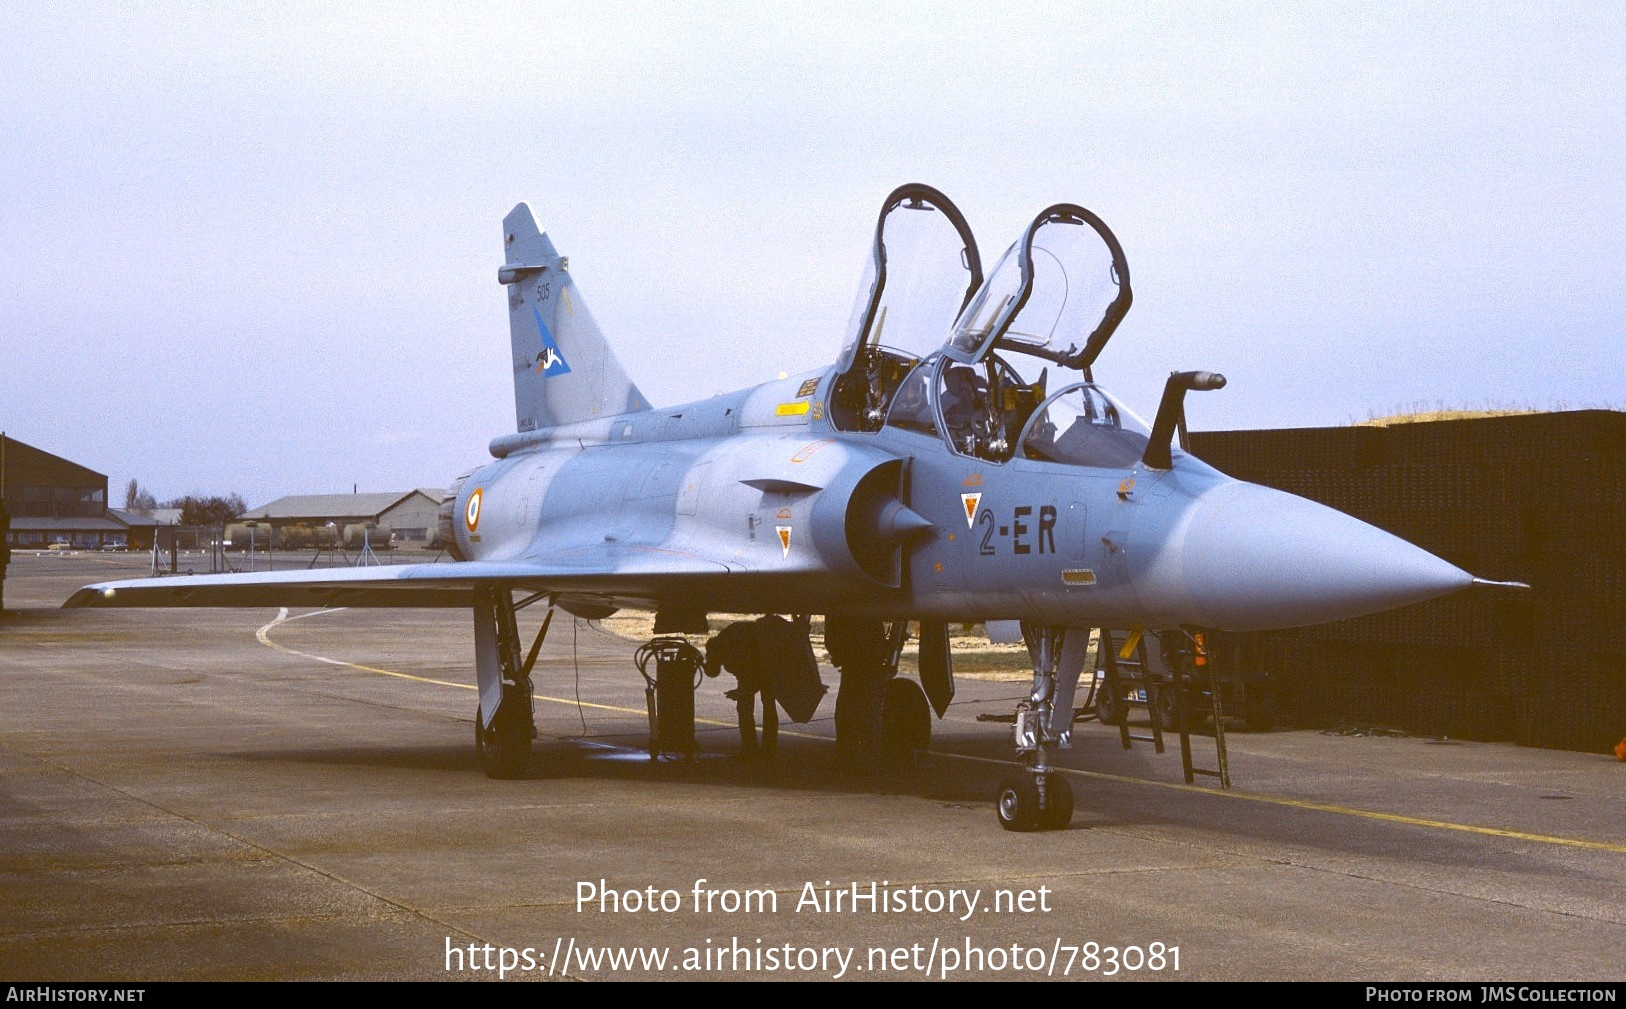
left=3, top=4, right=1621, bottom=507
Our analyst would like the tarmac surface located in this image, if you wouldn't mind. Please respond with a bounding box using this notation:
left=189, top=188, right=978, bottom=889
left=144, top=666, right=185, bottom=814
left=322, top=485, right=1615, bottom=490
left=2, top=551, right=1624, bottom=982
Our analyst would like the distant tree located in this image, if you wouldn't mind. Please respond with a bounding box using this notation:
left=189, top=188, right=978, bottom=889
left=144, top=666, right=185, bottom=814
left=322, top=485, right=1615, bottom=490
left=123, top=478, right=158, bottom=516
left=174, top=493, right=247, bottom=527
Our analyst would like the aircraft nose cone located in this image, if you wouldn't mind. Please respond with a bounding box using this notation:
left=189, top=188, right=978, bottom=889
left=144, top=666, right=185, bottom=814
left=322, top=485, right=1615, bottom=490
left=1175, top=482, right=1472, bottom=630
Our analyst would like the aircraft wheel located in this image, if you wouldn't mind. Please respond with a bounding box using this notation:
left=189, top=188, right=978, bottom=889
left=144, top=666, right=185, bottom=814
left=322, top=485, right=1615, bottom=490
left=1037, top=773, right=1074, bottom=830
left=995, top=773, right=1041, bottom=832
left=881, top=677, right=932, bottom=763
left=1094, top=683, right=1124, bottom=725
left=476, top=707, right=529, bottom=780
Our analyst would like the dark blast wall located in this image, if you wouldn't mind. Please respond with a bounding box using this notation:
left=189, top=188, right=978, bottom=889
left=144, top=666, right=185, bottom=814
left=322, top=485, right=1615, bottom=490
left=1187, top=410, right=1625, bottom=753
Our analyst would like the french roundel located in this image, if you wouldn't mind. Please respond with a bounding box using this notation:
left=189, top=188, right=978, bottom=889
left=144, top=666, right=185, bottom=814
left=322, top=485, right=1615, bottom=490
left=465, top=488, right=483, bottom=531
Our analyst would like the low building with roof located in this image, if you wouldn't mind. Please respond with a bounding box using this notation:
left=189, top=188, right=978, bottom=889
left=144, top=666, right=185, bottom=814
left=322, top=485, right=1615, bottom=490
left=241, top=489, right=445, bottom=547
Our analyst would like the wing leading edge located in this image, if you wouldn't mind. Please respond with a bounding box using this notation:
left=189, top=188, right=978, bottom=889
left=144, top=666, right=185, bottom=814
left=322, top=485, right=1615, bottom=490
left=64, top=556, right=732, bottom=611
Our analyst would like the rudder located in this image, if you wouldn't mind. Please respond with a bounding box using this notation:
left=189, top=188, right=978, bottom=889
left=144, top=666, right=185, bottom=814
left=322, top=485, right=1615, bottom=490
left=499, top=203, right=651, bottom=432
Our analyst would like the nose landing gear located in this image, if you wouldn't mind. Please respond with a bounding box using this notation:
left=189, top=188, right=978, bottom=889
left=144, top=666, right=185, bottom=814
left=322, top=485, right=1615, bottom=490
left=994, top=624, right=1081, bottom=831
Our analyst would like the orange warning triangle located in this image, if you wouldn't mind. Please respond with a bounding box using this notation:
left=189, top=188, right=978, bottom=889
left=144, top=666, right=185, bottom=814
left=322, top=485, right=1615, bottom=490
left=961, top=492, right=981, bottom=529
left=776, top=525, right=792, bottom=557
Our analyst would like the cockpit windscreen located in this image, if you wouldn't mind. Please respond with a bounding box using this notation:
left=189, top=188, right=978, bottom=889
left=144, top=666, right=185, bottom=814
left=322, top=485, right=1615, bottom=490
left=1020, top=384, right=1152, bottom=469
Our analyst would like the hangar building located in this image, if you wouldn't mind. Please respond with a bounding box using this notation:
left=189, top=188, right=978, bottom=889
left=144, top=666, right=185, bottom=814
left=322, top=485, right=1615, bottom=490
left=0, top=434, right=161, bottom=549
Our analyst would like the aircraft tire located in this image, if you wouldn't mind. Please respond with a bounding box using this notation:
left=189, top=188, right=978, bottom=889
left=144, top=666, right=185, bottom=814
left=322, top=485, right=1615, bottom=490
left=880, top=677, right=932, bottom=764
left=476, top=707, right=529, bottom=780
left=1037, top=773, right=1073, bottom=830
left=995, top=773, right=1041, bottom=832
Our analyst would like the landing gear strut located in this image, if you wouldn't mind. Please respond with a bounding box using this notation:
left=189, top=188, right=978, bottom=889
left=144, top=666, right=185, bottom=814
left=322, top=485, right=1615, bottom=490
left=880, top=676, right=932, bottom=765
left=473, top=587, right=551, bottom=779
left=994, top=623, right=1082, bottom=831
left=826, top=616, right=916, bottom=773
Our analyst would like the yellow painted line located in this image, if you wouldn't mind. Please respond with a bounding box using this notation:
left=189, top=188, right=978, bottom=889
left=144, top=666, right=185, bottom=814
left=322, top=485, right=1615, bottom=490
left=254, top=608, right=822, bottom=736
left=258, top=608, right=475, bottom=691
left=946, top=750, right=1626, bottom=853
left=255, top=610, right=1625, bottom=853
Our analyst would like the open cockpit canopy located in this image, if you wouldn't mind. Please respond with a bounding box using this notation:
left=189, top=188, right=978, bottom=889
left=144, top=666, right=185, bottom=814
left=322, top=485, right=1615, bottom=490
left=833, top=191, right=1138, bottom=466
left=946, top=204, right=1131, bottom=376
left=873, top=201, right=1140, bottom=466
left=830, top=185, right=982, bottom=432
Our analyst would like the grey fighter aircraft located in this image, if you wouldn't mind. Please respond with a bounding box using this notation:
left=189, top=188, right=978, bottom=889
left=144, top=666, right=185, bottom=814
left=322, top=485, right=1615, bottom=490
left=69, top=185, right=1490, bottom=830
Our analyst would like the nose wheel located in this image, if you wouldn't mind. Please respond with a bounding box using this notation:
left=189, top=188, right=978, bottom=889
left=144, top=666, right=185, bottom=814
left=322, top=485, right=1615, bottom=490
left=995, top=771, right=1073, bottom=832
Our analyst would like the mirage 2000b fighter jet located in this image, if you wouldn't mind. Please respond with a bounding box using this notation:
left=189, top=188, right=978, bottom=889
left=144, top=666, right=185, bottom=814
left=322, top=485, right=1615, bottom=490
left=70, top=186, right=1491, bottom=831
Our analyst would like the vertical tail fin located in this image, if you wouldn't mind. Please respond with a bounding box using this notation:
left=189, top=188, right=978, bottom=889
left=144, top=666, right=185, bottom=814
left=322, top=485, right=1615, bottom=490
left=499, top=203, right=651, bottom=432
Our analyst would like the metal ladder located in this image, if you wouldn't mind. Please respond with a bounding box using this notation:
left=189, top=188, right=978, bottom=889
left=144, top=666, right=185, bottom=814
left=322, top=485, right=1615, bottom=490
left=1096, top=627, right=1231, bottom=789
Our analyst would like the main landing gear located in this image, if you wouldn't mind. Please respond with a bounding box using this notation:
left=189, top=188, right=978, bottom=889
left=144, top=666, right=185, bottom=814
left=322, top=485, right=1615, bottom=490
left=995, top=623, right=1084, bottom=831
left=826, top=617, right=937, bottom=773
left=473, top=587, right=553, bottom=779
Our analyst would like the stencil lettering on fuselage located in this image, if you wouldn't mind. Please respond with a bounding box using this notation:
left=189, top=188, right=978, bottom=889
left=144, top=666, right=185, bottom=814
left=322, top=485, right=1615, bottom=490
left=976, top=504, right=1059, bottom=556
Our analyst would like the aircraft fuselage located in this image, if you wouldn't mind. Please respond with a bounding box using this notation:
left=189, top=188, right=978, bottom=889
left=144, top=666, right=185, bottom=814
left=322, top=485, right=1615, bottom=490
left=448, top=367, right=1469, bottom=632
